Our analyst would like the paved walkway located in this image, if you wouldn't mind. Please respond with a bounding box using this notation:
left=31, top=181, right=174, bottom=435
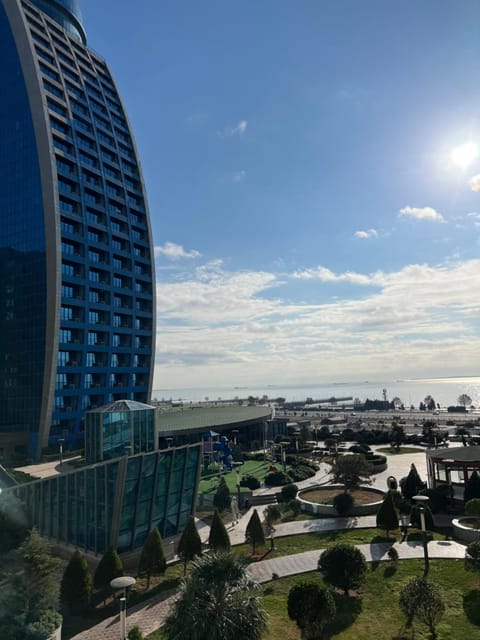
left=70, top=448, right=440, bottom=639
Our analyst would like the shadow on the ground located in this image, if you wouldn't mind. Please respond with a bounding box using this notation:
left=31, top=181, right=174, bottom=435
left=463, top=588, right=480, bottom=626
left=324, top=594, right=362, bottom=636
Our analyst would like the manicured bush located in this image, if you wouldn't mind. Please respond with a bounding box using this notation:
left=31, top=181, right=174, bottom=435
left=464, top=470, right=480, bottom=504
left=138, top=527, right=167, bottom=589
left=376, top=491, right=399, bottom=537
left=288, top=581, right=336, bottom=639
left=128, top=625, right=144, bottom=640
left=177, top=515, right=202, bottom=575
left=208, top=509, right=231, bottom=552
left=333, top=492, right=354, bottom=516
left=410, top=504, right=434, bottom=531
left=387, top=546, right=399, bottom=562
left=318, top=543, right=367, bottom=595
left=94, top=546, right=123, bottom=601
left=61, top=549, right=92, bottom=613
left=466, top=499, right=480, bottom=516
left=240, top=475, right=261, bottom=490
left=465, top=540, right=480, bottom=573
left=264, top=470, right=290, bottom=487
left=245, top=509, right=265, bottom=554
left=280, top=483, right=298, bottom=502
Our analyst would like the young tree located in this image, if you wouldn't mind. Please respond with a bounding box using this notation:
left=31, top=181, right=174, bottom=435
left=177, top=515, right=202, bottom=575
left=464, top=470, right=480, bottom=503
left=458, top=393, right=473, bottom=409
left=138, top=527, right=167, bottom=589
left=465, top=540, right=480, bottom=574
left=400, top=463, right=424, bottom=500
left=399, top=578, right=445, bottom=638
left=213, top=476, right=231, bottom=514
left=318, top=543, right=367, bottom=596
left=93, top=546, right=123, bottom=602
left=390, top=423, right=405, bottom=452
left=287, top=581, right=336, bottom=640
left=60, top=549, right=92, bottom=614
left=128, top=626, right=144, bottom=640
left=208, top=509, right=231, bottom=552
left=424, top=395, right=436, bottom=411
left=281, top=483, right=298, bottom=502
left=330, top=454, right=372, bottom=492
left=376, top=491, right=399, bottom=537
left=245, top=509, right=265, bottom=555
left=163, top=552, right=267, bottom=640
left=3, top=527, right=63, bottom=627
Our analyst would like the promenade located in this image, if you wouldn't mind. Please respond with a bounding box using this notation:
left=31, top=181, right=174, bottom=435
left=70, top=447, right=461, bottom=639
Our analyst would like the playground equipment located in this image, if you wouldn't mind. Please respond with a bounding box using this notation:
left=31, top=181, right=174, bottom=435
left=203, top=431, right=233, bottom=470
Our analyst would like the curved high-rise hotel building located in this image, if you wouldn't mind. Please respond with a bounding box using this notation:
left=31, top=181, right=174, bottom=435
left=0, top=0, right=156, bottom=459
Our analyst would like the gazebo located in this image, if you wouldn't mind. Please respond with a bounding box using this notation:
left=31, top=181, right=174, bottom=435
left=426, top=445, right=480, bottom=501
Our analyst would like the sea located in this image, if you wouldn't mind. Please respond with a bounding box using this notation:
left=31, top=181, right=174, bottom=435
left=152, top=376, right=480, bottom=409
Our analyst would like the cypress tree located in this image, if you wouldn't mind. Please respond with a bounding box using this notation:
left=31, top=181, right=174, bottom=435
left=93, top=546, right=123, bottom=603
left=213, top=477, right=231, bottom=514
left=138, top=528, right=167, bottom=589
left=410, top=504, right=434, bottom=531
left=376, top=491, right=399, bottom=537
left=464, top=470, right=480, bottom=503
left=208, top=509, right=231, bottom=552
left=400, top=464, right=424, bottom=500
left=177, top=515, right=202, bottom=575
left=245, top=509, right=265, bottom=555
left=60, top=549, right=92, bottom=614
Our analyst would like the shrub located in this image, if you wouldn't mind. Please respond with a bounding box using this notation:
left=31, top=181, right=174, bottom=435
left=208, top=509, right=231, bottom=552
left=286, top=499, right=302, bottom=517
left=128, top=626, right=144, bottom=640
left=61, top=549, right=92, bottom=613
left=399, top=577, right=445, bottom=636
left=245, top=509, right=265, bottom=554
left=410, top=504, right=434, bottom=531
left=466, top=499, right=480, bottom=516
left=388, top=546, right=399, bottom=562
left=239, top=475, right=260, bottom=490
left=264, top=470, right=290, bottom=487
left=287, top=581, right=336, bottom=639
left=318, top=544, right=367, bottom=595
left=465, top=540, right=480, bottom=573
left=94, top=546, right=123, bottom=595
left=213, top=477, right=231, bottom=513
left=280, top=483, right=298, bottom=502
left=464, top=470, right=480, bottom=503
left=376, top=491, right=399, bottom=537
left=333, top=492, right=354, bottom=516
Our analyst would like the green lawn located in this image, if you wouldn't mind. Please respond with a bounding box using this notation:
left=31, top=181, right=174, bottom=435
left=147, top=560, right=480, bottom=639
left=198, top=460, right=279, bottom=494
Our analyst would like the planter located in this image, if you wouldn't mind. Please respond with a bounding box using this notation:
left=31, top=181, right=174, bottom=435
left=297, top=484, right=385, bottom=516
left=452, top=517, right=480, bottom=542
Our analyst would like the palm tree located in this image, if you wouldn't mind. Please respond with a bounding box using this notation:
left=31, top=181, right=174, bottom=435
left=163, top=552, right=267, bottom=640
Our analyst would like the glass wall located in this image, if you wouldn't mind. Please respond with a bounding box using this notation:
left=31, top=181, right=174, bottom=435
left=7, top=444, right=201, bottom=554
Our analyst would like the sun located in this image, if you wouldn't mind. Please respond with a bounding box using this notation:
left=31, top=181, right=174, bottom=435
left=451, top=142, right=479, bottom=169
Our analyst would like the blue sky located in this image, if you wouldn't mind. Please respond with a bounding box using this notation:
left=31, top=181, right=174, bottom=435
left=81, top=0, right=480, bottom=389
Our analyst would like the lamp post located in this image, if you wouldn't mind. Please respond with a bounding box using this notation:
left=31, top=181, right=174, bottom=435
left=400, top=513, right=410, bottom=541
left=110, top=576, right=136, bottom=640
left=413, top=494, right=429, bottom=576
left=58, top=438, right=65, bottom=466
left=280, top=441, right=289, bottom=473
left=233, top=461, right=242, bottom=507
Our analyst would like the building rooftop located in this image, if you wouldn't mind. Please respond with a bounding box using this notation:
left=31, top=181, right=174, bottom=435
left=156, top=405, right=272, bottom=435
left=428, top=445, right=480, bottom=462
left=89, top=400, right=155, bottom=414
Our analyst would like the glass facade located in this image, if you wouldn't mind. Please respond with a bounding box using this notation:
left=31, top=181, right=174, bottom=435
left=8, top=444, right=201, bottom=554
left=85, top=400, right=156, bottom=464
left=0, top=0, right=156, bottom=458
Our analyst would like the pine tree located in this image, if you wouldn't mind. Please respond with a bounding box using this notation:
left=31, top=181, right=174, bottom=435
left=376, top=491, right=399, bottom=537
left=93, top=546, right=123, bottom=603
left=208, top=509, right=231, bottom=552
left=464, top=470, right=480, bottom=503
left=213, top=476, right=231, bottom=514
left=400, top=464, right=424, bottom=500
left=138, top=528, right=167, bottom=589
left=245, top=509, right=265, bottom=555
left=60, top=549, right=92, bottom=613
left=177, top=515, right=202, bottom=575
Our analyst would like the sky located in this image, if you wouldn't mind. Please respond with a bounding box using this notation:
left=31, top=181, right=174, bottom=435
left=80, top=0, right=480, bottom=390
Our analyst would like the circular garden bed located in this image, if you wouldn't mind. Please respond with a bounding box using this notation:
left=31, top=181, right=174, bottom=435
left=297, top=484, right=384, bottom=516
left=453, top=517, right=480, bottom=542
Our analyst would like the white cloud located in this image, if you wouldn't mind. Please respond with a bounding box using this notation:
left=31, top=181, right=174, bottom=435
left=153, top=257, right=480, bottom=388
left=219, top=120, right=248, bottom=138
left=354, top=228, right=378, bottom=239
left=154, top=242, right=201, bottom=260
left=399, top=206, right=445, bottom=222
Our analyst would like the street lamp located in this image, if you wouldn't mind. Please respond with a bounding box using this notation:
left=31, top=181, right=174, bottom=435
left=58, top=438, right=65, bottom=466
left=413, top=494, right=429, bottom=576
left=280, top=441, right=289, bottom=473
left=110, top=576, right=136, bottom=640
left=232, top=461, right=242, bottom=506
left=399, top=513, right=410, bottom=541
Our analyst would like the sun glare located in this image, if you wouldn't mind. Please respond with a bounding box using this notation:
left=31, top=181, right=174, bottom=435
left=451, top=142, right=479, bottom=169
